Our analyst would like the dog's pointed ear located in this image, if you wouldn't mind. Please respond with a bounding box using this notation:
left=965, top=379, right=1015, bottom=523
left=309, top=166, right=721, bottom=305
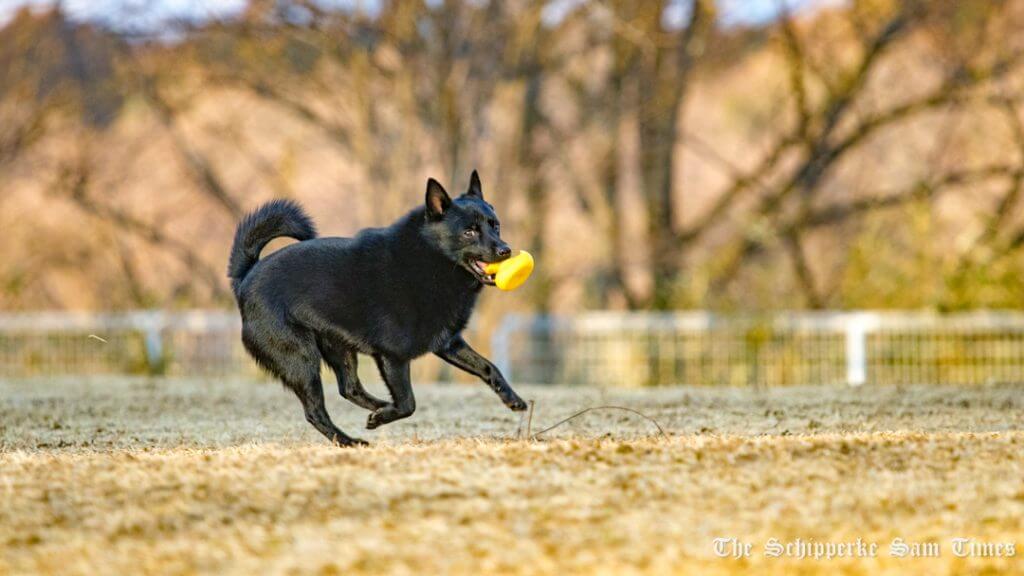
left=425, top=178, right=451, bottom=219
left=466, top=169, right=483, bottom=199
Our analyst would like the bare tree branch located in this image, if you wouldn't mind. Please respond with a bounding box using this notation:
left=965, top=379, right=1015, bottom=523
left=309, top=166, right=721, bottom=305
left=778, top=2, right=811, bottom=139
left=952, top=97, right=1024, bottom=270
left=137, top=78, right=244, bottom=218
left=54, top=163, right=229, bottom=301
left=783, top=228, right=823, bottom=307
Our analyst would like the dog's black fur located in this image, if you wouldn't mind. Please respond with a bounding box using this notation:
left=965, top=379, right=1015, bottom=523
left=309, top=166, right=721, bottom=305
left=228, top=171, right=527, bottom=446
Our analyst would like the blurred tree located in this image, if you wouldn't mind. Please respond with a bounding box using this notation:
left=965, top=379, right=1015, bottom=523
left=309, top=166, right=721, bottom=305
left=1, top=0, right=1024, bottom=314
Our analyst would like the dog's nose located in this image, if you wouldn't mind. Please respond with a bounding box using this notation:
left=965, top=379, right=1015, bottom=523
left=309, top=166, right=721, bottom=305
left=496, top=245, right=512, bottom=259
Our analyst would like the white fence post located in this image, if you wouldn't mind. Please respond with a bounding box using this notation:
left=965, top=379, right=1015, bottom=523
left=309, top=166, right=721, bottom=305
left=844, top=312, right=876, bottom=386
left=490, top=314, right=520, bottom=381
left=137, top=311, right=166, bottom=374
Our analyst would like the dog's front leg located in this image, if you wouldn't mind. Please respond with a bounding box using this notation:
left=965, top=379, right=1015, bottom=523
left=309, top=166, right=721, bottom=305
left=435, top=335, right=527, bottom=411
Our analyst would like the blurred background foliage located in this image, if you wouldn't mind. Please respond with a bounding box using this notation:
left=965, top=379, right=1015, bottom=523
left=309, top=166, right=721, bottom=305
left=1, top=0, right=1024, bottom=327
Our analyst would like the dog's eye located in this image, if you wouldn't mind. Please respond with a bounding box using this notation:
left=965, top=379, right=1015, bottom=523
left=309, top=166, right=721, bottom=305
left=463, top=227, right=478, bottom=238
left=489, top=219, right=499, bottom=231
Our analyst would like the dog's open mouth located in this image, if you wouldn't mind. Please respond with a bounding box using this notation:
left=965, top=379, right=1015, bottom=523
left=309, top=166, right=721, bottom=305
left=469, top=260, right=497, bottom=286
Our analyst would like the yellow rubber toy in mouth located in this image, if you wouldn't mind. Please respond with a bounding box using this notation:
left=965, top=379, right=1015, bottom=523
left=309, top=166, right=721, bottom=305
left=484, top=250, right=534, bottom=291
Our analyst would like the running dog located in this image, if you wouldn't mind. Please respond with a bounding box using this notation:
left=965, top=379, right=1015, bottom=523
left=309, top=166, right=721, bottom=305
left=227, top=172, right=527, bottom=446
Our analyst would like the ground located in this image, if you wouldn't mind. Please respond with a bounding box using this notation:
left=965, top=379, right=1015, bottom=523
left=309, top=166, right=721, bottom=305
left=1, top=378, right=1024, bottom=575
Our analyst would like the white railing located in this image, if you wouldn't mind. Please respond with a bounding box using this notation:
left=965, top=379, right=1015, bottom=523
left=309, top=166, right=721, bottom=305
left=491, top=311, right=1024, bottom=386
left=0, top=310, right=249, bottom=377
left=0, top=310, right=478, bottom=383
left=3, top=310, right=1024, bottom=385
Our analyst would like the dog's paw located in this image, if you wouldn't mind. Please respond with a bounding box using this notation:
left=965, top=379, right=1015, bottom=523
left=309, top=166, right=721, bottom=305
left=333, top=435, right=369, bottom=448
left=505, top=396, right=528, bottom=412
left=366, top=411, right=384, bottom=430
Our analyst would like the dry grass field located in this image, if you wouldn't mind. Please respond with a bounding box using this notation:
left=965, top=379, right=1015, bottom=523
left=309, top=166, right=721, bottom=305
left=2, top=378, right=1024, bottom=575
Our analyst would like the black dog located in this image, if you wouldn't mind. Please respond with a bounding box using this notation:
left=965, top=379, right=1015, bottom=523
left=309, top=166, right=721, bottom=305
left=227, top=171, right=527, bottom=446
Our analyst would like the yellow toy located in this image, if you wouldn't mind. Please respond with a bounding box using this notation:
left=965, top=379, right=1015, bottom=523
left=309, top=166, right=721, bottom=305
left=484, top=250, right=534, bottom=291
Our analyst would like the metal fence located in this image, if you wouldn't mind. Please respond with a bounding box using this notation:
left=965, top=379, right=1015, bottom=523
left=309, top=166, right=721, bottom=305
left=0, top=310, right=477, bottom=384
left=0, top=311, right=250, bottom=378
left=492, top=311, right=1024, bottom=386
left=3, top=310, right=1024, bottom=386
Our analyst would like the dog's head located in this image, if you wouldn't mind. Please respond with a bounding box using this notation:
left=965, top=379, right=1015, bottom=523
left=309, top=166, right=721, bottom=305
left=422, top=171, right=511, bottom=286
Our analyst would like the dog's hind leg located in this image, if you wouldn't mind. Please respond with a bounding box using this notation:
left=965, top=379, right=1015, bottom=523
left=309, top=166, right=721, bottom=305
left=244, top=325, right=366, bottom=447
left=366, top=355, right=416, bottom=430
left=318, top=337, right=388, bottom=411
left=291, top=372, right=367, bottom=447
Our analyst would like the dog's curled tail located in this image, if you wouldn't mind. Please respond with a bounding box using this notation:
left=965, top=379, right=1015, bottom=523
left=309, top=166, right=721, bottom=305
left=227, top=199, right=317, bottom=298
